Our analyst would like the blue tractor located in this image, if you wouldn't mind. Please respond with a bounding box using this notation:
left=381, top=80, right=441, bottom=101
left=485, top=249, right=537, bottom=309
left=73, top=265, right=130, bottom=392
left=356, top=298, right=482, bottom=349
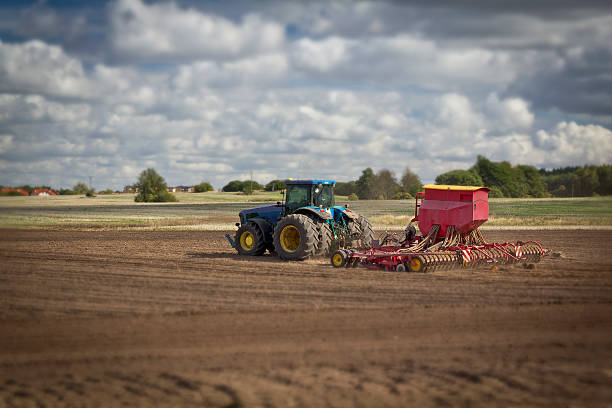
left=229, top=180, right=373, bottom=260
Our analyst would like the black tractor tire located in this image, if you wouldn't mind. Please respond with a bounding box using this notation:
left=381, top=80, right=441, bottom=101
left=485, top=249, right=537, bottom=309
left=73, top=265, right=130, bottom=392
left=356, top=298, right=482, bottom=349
left=346, top=214, right=374, bottom=248
left=235, top=223, right=267, bottom=256
left=307, top=216, right=333, bottom=257
left=273, top=214, right=318, bottom=260
left=357, top=215, right=374, bottom=247
left=317, top=222, right=333, bottom=256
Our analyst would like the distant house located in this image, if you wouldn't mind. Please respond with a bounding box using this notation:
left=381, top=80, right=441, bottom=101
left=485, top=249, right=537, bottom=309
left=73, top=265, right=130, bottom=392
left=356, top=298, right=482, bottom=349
left=1, top=188, right=29, bottom=196
left=123, top=185, right=137, bottom=193
left=31, top=188, right=58, bottom=196
left=168, top=186, right=194, bottom=193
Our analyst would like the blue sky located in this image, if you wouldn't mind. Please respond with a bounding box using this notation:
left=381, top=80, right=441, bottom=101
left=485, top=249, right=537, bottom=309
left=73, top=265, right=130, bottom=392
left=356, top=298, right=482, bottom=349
left=0, top=0, right=611, bottom=190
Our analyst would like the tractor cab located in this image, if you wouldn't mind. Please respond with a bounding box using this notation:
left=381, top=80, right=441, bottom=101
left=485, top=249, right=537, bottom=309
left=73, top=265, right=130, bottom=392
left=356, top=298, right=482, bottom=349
left=284, top=180, right=335, bottom=214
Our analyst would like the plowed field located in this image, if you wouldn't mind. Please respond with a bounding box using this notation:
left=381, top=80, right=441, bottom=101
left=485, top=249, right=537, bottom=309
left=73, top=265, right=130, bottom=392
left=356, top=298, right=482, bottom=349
left=1, top=229, right=611, bottom=407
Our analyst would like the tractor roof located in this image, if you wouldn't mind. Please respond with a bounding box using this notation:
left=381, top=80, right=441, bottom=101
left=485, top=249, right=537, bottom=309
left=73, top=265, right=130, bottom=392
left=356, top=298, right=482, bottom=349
left=285, top=179, right=336, bottom=185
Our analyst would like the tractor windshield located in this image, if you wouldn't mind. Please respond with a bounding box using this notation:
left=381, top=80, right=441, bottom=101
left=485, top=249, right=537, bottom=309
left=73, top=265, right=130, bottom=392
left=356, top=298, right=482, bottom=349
left=285, top=184, right=311, bottom=213
left=312, top=184, right=334, bottom=208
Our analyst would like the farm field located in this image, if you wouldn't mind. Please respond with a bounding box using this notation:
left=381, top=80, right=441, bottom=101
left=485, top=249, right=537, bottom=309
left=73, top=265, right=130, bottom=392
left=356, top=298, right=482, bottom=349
left=1, top=228, right=611, bottom=407
left=0, top=194, right=611, bottom=229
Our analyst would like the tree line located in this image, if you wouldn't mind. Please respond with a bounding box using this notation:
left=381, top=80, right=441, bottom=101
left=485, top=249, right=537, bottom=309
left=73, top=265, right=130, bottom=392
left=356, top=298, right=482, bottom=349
left=305, top=156, right=611, bottom=200
left=221, top=179, right=286, bottom=193
left=435, top=156, right=611, bottom=198
left=538, top=165, right=612, bottom=197
left=3, top=159, right=610, bottom=202
left=334, top=168, right=423, bottom=200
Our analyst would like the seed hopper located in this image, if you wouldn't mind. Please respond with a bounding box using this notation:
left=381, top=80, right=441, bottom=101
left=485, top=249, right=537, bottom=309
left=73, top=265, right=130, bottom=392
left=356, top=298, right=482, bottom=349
left=330, top=185, right=549, bottom=272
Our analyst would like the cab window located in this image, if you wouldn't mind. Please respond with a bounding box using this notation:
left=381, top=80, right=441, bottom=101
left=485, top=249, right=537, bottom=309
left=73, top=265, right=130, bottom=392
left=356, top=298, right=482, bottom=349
left=286, top=184, right=311, bottom=212
left=313, top=184, right=334, bottom=208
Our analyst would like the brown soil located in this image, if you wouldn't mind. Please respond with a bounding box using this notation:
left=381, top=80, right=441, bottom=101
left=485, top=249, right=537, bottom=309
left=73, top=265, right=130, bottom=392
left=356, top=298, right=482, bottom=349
left=1, top=229, right=611, bottom=407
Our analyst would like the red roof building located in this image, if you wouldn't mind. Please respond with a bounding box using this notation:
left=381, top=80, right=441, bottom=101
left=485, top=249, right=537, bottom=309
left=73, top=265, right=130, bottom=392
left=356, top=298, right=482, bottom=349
left=31, top=188, right=58, bottom=196
left=1, top=188, right=29, bottom=196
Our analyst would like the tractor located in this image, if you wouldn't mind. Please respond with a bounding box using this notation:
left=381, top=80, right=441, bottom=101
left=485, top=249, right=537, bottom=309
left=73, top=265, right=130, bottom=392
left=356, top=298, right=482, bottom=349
left=227, top=180, right=373, bottom=260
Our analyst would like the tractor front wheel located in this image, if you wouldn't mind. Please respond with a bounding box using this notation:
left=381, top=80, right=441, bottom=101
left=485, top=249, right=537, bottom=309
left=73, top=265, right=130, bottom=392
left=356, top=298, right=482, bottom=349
left=273, top=214, right=318, bottom=260
left=235, top=223, right=266, bottom=256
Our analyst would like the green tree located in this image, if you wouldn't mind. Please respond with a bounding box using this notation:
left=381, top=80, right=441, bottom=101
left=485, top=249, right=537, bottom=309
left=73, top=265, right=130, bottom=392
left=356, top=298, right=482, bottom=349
left=264, top=180, right=287, bottom=191
left=242, top=180, right=264, bottom=195
left=222, top=180, right=244, bottom=192
left=18, top=185, right=33, bottom=194
left=73, top=182, right=92, bottom=195
left=392, top=192, right=413, bottom=200
left=400, top=168, right=423, bottom=195
left=471, top=156, right=524, bottom=197
left=595, top=165, right=612, bottom=195
left=435, top=169, right=483, bottom=186
left=540, top=164, right=612, bottom=197
left=516, top=165, right=548, bottom=197
left=194, top=181, right=214, bottom=192
left=574, top=166, right=600, bottom=196
left=335, top=181, right=357, bottom=196
left=134, top=168, right=177, bottom=202
left=356, top=168, right=377, bottom=199
left=375, top=169, right=400, bottom=199
left=488, top=186, right=504, bottom=198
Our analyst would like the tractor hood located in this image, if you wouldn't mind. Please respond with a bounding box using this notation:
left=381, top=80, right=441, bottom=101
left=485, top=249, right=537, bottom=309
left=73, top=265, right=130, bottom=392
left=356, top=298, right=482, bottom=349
left=239, top=204, right=283, bottom=225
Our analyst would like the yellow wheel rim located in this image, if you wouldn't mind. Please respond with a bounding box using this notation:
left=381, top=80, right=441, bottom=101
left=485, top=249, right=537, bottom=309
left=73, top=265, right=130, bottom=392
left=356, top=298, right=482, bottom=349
left=240, top=231, right=254, bottom=250
left=280, top=225, right=300, bottom=252
left=409, top=258, right=422, bottom=272
left=332, top=253, right=344, bottom=267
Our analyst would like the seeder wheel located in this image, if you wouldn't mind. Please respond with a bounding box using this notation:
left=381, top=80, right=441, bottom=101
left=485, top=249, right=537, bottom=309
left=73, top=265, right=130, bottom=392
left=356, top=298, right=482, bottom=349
left=330, top=250, right=348, bottom=268
left=409, top=256, right=425, bottom=272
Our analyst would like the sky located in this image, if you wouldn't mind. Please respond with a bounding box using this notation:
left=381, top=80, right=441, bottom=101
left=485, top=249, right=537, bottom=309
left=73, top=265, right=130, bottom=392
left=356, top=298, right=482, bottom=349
left=0, top=0, right=611, bottom=190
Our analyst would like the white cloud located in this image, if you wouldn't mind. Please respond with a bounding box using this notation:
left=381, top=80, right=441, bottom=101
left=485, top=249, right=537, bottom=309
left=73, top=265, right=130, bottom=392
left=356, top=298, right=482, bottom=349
left=109, top=0, right=284, bottom=61
left=288, top=34, right=518, bottom=90
left=485, top=94, right=534, bottom=131
left=0, top=94, right=91, bottom=124
left=535, top=121, right=612, bottom=166
left=0, top=135, right=14, bottom=154
left=292, top=37, right=348, bottom=72
left=1, top=4, right=610, bottom=191
left=173, top=53, right=289, bottom=89
left=0, top=39, right=93, bottom=99
left=437, top=93, right=483, bottom=132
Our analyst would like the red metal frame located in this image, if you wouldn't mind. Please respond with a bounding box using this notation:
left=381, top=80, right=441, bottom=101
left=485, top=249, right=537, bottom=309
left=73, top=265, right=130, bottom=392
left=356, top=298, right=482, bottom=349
left=413, top=191, right=424, bottom=222
left=345, top=241, right=547, bottom=271
left=336, top=185, right=549, bottom=272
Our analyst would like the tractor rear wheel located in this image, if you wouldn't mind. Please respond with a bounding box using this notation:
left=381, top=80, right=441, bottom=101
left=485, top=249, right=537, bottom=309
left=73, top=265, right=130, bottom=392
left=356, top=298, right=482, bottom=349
left=313, top=219, right=333, bottom=257
left=357, top=215, right=374, bottom=247
left=235, top=223, right=266, bottom=256
left=273, top=214, right=318, bottom=260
